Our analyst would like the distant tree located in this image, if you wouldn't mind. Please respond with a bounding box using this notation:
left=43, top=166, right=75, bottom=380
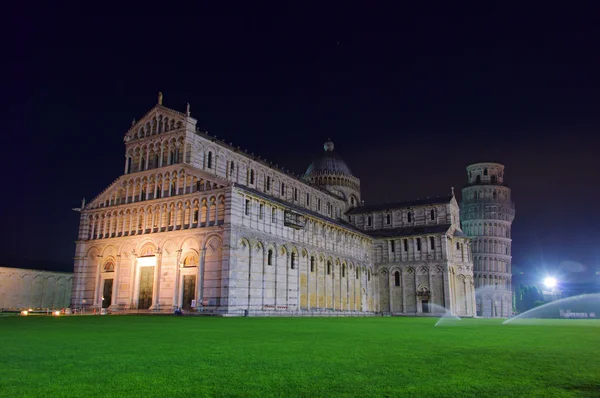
left=515, top=284, right=545, bottom=313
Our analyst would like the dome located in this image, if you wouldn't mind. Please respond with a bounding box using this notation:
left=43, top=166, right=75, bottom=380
left=304, top=140, right=353, bottom=177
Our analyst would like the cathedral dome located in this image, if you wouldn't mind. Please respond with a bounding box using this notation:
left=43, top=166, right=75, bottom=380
left=304, top=140, right=353, bottom=177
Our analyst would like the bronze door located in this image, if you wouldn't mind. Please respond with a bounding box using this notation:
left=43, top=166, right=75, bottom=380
left=102, top=279, right=113, bottom=308
left=138, top=267, right=154, bottom=309
left=422, top=300, right=429, bottom=313
left=182, top=275, right=196, bottom=310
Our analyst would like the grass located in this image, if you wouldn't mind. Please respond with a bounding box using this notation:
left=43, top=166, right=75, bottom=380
left=0, top=316, right=599, bottom=397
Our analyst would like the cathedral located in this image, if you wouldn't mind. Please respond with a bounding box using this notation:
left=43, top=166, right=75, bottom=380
left=71, top=96, right=481, bottom=317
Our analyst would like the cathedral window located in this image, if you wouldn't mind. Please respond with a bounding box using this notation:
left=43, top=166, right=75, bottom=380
left=386, top=214, right=391, bottom=225
left=267, top=249, right=273, bottom=266
left=430, top=237, right=435, bottom=250
left=317, top=199, right=321, bottom=211
left=484, top=168, right=488, bottom=176
left=327, top=261, right=331, bottom=275
left=310, top=257, right=315, bottom=272
left=342, top=265, right=346, bottom=278
left=281, top=182, right=285, bottom=196
left=193, top=209, right=199, bottom=223
left=249, top=169, right=255, bottom=185
left=493, top=191, right=497, bottom=199
left=266, top=176, right=271, bottom=191
left=407, top=212, right=412, bottom=223
left=403, top=239, right=408, bottom=252
left=491, top=175, right=497, bottom=183
left=170, top=183, right=176, bottom=196
left=368, top=270, right=371, bottom=281
left=272, top=208, right=277, bottom=223
left=140, top=157, right=146, bottom=171
left=430, top=209, right=435, bottom=220
left=416, top=238, right=421, bottom=251
left=229, top=161, right=235, bottom=177
left=207, top=152, right=213, bottom=169
left=476, top=175, right=481, bottom=183
left=367, top=216, right=372, bottom=227
left=245, top=199, right=250, bottom=216
left=394, top=271, right=400, bottom=287
left=294, top=188, right=298, bottom=201
left=390, top=240, right=395, bottom=252
left=259, top=203, right=264, bottom=220
left=291, top=252, right=296, bottom=269
left=350, top=196, right=355, bottom=206
left=306, top=193, right=310, bottom=206
left=356, top=267, right=359, bottom=279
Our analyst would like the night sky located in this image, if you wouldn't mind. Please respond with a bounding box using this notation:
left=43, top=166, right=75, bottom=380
left=3, top=3, right=600, bottom=287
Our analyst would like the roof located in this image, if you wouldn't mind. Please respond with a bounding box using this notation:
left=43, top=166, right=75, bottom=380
left=234, top=184, right=371, bottom=238
left=304, top=140, right=353, bottom=178
left=347, top=196, right=453, bottom=214
left=305, top=150, right=353, bottom=177
left=366, top=224, right=452, bottom=238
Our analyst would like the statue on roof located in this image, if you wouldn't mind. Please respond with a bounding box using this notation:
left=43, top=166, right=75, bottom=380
left=158, top=92, right=163, bottom=105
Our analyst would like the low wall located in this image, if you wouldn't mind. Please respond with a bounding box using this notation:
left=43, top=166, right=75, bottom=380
left=0, top=267, right=73, bottom=310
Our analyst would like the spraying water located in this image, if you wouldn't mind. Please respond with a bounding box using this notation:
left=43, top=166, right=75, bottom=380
left=429, top=303, right=461, bottom=326
left=504, top=293, right=600, bottom=325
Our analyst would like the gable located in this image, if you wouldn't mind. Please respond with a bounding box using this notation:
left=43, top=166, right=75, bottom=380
left=85, top=164, right=230, bottom=211
left=124, top=104, right=196, bottom=141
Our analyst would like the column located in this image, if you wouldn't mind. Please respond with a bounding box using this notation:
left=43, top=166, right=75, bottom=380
left=172, top=250, right=182, bottom=309
left=196, top=248, right=206, bottom=310
left=110, top=255, right=121, bottom=308
left=388, top=272, right=394, bottom=313
left=428, top=267, right=434, bottom=310
left=129, top=252, right=136, bottom=309
left=93, top=256, right=102, bottom=309
left=150, top=249, right=162, bottom=310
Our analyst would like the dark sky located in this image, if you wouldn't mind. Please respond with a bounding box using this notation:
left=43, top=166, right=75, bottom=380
left=3, top=3, right=600, bottom=286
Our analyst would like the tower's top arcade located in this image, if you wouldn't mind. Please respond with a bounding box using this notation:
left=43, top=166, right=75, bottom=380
left=466, top=162, right=505, bottom=186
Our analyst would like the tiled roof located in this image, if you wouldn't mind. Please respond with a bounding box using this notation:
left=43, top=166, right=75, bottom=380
left=346, top=196, right=453, bottom=215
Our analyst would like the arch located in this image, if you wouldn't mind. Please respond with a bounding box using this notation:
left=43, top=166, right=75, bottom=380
left=182, top=252, right=199, bottom=267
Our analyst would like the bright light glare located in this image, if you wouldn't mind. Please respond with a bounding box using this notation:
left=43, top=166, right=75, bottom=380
left=53, top=310, right=61, bottom=316
left=544, top=277, right=557, bottom=288
left=21, top=310, right=28, bottom=316
left=137, top=256, right=157, bottom=267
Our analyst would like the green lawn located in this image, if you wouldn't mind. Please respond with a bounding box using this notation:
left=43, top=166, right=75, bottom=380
left=0, top=316, right=598, bottom=397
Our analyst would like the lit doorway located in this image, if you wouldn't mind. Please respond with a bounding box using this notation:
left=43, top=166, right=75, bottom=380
left=138, top=266, right=154, bottom=309
left=182, top=275, right=196, bottom=310
left=102, top=279, right=113, bottom=308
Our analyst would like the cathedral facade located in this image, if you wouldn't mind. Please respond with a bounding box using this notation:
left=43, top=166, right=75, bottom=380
left=71, top=98, right=476, bottom=316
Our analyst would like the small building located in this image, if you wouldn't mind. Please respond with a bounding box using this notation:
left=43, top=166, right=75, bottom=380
left=0, top=266, right=73, bottom=310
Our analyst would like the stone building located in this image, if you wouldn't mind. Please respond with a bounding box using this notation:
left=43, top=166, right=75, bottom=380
left=71, top=96, right=476, bottom=316
left=460, top=163, right=515, bottom=317
left=0, top=267, right=72, bottom=310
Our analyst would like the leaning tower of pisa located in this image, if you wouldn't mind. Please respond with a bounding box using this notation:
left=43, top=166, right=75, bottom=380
left=460, top=163, right=515, bottom=317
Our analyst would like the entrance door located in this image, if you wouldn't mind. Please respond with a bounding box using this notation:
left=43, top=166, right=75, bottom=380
left=182, top=275, right=196, bottom=310
left=138, top=267, right=154, bottom=309
left=102, top=279, right=113, bottom=308
left=422, top=300, right=429, bottom=313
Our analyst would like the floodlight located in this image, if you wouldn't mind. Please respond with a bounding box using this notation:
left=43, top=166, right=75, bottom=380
left=543, top=277, right=557, bottom=288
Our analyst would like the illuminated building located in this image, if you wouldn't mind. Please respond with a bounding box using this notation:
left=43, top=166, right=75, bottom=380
left=71, top=96, right=476, bottom=316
